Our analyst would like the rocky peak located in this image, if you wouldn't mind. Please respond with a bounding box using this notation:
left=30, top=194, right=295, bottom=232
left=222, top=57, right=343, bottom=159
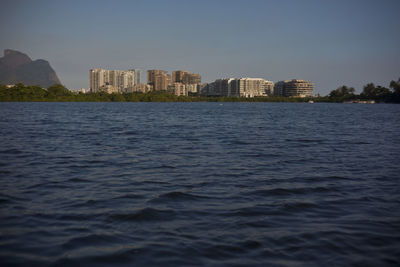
left=0, top=49, right=61, bottom=88
left=2, top=49, right=32, bottom=69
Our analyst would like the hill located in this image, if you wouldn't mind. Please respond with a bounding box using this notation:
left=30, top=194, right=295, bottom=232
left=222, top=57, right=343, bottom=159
left=0, top=49, right=60, bottom=88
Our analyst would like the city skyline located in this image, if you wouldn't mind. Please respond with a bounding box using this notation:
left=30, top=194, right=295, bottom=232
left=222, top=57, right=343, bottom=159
left=1, top=0, right=399, bottom=95
left=89, top=66, right=313, bottom=98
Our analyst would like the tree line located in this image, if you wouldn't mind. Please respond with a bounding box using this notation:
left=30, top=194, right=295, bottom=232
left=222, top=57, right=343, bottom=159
left=1, top=78, right=399, bottom=102
left=0, top=83, right=313, bottom=102
left=325, top=78, right=400, bottom=103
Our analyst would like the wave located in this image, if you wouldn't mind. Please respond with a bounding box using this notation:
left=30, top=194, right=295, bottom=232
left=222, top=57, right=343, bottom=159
left=251, top=186, right=335, bottom=196
left=0, top=148, right=23, bottom=154
left=150, top=191, right=208, bottom=203
left=108, top=208, right=176, bottom=222
left=281, top=201, right=318, bottom=212
left=112, top=193, right=145, bottom=200
left=67, top=177, right=92, bottom=183
left=62, top=233, right=119, bottom=250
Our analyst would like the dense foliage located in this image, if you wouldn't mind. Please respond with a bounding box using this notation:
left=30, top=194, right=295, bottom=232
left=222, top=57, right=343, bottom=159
left=325, top=78, right=400, bottom=103
left=1, top=79, right=400, bottom=102
left=0, top=84, right=314, bottom=102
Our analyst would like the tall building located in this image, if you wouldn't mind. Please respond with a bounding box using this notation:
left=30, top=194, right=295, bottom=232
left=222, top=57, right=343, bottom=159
left=212, top=78, right=233, bottom=97
left=172, top=70, right=189, bottom=83
left=182, top=73, right=201, bottom=84
left=172, top=70, right=201, bottom=85
left=230, top=78, right=273, bottom=97
left=129, top=69, right=141, bottom=85
left=147, top=70, right=172, bottom=91
left=154, top=73, right=172, bottom=91
left=90, top=68, right=138, bottom=93
left=147, top=70, right=167, bottom=85
left=90, top=68, right=106, bottom=92
left=198, top=83, right=209, bottom=95
left=263, top=80, right=275, bottom=95
left=205, top=78, right=274, bottom=97
left=274, top=79, right=314, bottom=97
left=274, top=81, right=285, bottom=96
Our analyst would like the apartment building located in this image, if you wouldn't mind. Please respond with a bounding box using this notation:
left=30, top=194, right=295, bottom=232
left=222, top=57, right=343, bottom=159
left=274, top=79, right=314, bottom=97
left=90, top=68, right=140, bottom=93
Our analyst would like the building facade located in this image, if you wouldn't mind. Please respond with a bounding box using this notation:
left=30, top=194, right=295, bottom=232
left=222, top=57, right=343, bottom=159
left=166, top=82, right=200, bottom=96
left=182, top=73, right=201, bottom=84
left=172, top=70, right=201, bottom=85
left=204, top=78, right=274, bottom=97
left=90, top=68, right=106, bottom=92
left=154, top=73, right=172, bottom=91
left=147, top=70, right=166, bottom=85
left=132, top=83, right=152, bottom=93
left=186, top=84, right=198, bottom=94
left=168, top=83, right=187, bottom=96
left=172, top=70, right=189, bottom=83
left=147, top=70, right=172, bottom=90
left=263, top=80, right=275, bottom=96
left=132, top=69, right=141, bottom=85
left=99, top=84, right=118, bottom=94
left=90, top=68, right=139, bottom=93
left=230, top=78, right=274, bottom=97
left=273, top=81, right=285, bottom=96
left=211, top=78, right=232, bottom=97
left=274, top=79, right=314, bottom=97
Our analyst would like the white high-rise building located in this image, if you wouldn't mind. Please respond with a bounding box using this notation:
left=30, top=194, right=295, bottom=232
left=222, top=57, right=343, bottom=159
left=207, top=78, right=274, bottom=97
left=134, top=69, right=141, bottom=85
left=263, top=80, right=275, bottom=96
left=230, top=78, right=275, bottom=97
left=89, top=68, right=107, bottom=92
left=90, top=68, right=140, bottom=93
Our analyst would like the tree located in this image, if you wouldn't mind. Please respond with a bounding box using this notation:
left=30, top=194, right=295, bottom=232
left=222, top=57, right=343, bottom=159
left=390, top=78, right=400, bottom=95
left=361, top=83, right=392, bottom=101
left=361, top=83, right=376, bottom=98
left=329, top=85, right=355, bottom=98
left=47, top=84, right=72, bottom=97
left=110, top=93, right=126, bottom=102
left=389, top=78, right=400, bottom=102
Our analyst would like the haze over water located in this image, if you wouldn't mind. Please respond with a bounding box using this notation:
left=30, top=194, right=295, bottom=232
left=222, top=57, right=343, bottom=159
left=0, top=102, right=399, bottom=266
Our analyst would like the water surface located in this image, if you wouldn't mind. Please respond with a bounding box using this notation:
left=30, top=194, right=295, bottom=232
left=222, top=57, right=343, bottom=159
left=0, top=102, right=399, bottom=266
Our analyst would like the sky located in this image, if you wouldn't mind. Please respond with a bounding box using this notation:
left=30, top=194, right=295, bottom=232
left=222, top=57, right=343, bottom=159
left=1, top=0, right=399, bottom=95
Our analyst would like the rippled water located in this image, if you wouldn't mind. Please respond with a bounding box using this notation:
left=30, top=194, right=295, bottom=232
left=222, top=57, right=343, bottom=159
left=0, top=102, right=399, bottom=266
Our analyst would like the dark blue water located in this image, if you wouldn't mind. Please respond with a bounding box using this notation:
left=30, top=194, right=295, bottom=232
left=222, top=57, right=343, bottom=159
left=0, top=102, right=399, bottom=266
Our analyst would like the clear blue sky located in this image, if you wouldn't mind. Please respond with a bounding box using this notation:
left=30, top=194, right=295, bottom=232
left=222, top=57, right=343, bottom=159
left=1, top=0, right=399, bottom=94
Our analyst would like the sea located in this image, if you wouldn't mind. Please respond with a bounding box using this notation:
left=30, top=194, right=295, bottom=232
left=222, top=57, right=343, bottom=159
left=0, top=102, right=399, bottom=266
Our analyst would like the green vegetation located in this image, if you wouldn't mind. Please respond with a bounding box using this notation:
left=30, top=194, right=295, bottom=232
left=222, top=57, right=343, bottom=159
left=0, top=83, right=313, bottom=102
left=1, top=79, right=400, bottom=103
left=323, top=78, right=400, bottom=103
left=327, top=85, right=356, bottom=102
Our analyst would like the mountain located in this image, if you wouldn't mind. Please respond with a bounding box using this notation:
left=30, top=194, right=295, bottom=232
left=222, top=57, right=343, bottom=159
left=0, top=49, right=61, bottom=88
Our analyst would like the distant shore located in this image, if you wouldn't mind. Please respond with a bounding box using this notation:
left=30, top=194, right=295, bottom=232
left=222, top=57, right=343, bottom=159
left=1, top=83, right=399, bottom=103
